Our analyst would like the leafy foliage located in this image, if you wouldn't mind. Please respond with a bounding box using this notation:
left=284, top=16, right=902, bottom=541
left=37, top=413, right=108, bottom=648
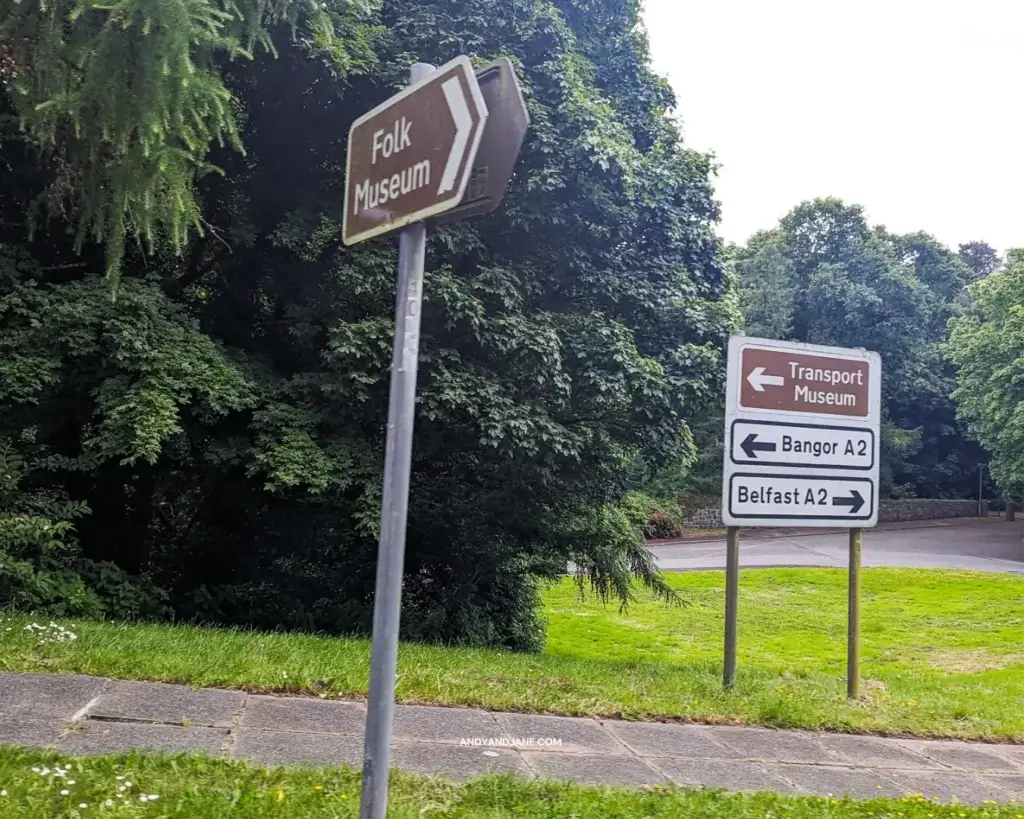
left=0, top=0, right=731, bottom=647
left=0, top=0, right=379, bottom=282
left=948, top=251, right=1024, bottom=499
left=734, top=198, right=986, bottom=499
left=957, top=241, right=1001, bottom=280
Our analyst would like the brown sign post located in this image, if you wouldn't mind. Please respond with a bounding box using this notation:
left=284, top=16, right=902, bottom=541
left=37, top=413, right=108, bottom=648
left=343, top=55, right=489, bottom=245
left=738, top=346, right=871, bottom=418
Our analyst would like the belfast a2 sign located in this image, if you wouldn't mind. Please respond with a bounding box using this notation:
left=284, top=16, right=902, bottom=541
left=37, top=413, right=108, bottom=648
left=722, top=336, right=881, bottom=528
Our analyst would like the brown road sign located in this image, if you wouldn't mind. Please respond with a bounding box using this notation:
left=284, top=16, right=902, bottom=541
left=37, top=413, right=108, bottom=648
left=343, top=56, right=489, bottom=245
left=430, top=58, right=529, bottom=226
left=738, top=345, right=873, bottom=418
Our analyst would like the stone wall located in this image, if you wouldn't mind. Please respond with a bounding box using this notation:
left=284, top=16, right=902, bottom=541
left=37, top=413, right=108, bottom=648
left=877, top=499, right=987, bottom=522
left=681, top=499, right=988, bottom=530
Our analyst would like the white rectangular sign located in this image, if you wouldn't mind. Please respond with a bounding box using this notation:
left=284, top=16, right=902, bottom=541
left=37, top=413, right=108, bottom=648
left=722, top=336, right=881, bottom=528
left=730, top=420, right=874, bottom=471
left=727, top=474, right=875, bottom=523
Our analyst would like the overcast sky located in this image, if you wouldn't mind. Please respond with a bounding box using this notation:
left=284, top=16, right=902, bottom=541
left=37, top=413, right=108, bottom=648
left=643, top=0, right=1023, bottom=254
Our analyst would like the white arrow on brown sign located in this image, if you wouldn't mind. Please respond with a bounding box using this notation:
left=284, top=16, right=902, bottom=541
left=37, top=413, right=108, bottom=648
left=343, top=56, right=489, bottom=245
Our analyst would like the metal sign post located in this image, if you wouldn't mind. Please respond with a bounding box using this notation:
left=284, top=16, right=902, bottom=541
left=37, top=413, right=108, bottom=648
left=720, top=335, right=881, bottom=694
left=847, top=527, right=862, bottom=699
left=344, top=56, right=527, bottom=819
left=723, top=526, right=740, bottom=689
left=358, top=63, right=435, bottom=819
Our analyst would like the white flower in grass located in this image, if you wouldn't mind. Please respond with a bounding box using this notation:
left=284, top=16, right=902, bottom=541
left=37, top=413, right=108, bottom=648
left=61, top=789, right=70, bottom=796
left=115, top=776, right=125, bottom=781
left=104, top=800, right=113, bottom=807
left=79, top=804, right=87, bottom=809
left=148, top=794, right=159, bottom=801
left=139, top=795, right=148, bottom=802
left=1, top=789, right=7, bottom=797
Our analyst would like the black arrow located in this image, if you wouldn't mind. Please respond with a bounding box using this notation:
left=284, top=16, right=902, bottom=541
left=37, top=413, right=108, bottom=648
left=740, top=433, right=777, bottom=460
left=832, top=490, right=865, bottom=514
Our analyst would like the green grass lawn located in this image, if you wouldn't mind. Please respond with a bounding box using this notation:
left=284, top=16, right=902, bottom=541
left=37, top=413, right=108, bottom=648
left=2, top=568, right=1023, bottom=740
left=0, top=747, right=1013, bottom=818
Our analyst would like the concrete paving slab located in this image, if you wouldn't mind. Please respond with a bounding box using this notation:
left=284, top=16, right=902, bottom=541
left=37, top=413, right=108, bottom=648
left=87, top=680, right=244, bottom=728
left=883, top=770, right=1018, bottom=804
left=706, top=726, right=829, bottom=763
left=815, top=734, right=937, bottom=769
left=493, top=714, right=627, bottom=755
left=762, top=764, right=905, bottom=798
left=392, top=742, right=530, bottom=780
left=241, top=695, right=364, bottom=735
left=603, top=721, right=741, bottom=758
left=897, top=739, right=1023, bottom=772
left=651, top=757, right=798, bottom=792
left=232, top=729, right=363, bottom=767
left=0, top=714, right=66, bottom=747
left=3, top=670, right=1022, bottom=802
left=524, top=751, right=666, bottom=786
left=392, top=704, right=505, bottom=744
left=59, top=721, right=227, bottom=756
left=0, top=673, right=106, bottom=720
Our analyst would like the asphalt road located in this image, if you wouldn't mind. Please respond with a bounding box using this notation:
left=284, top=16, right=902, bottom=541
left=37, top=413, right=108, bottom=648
left=648, top=518, right=1024, bottom=573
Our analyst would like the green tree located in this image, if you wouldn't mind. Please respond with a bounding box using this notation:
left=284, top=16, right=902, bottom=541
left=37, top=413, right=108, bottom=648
left=732, top=198, right=985, bottom=498
left=0, top=0, right=733, bottom=648
left=949, top=251, right=1024, bottom=500
left=957, top=241, right=1002, bottom=281
left=0, top=0, right=378, bottom=281
left=734, top=235, right=796, bottom=339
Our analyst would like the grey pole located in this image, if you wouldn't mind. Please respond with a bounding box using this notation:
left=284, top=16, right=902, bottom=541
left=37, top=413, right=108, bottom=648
left=358, top=60, right=434, bottom=819
left=723, top=526, right=740, bottom=689
left=847, top=528, right=862, bottom=699
left=978, top=464, right=983, bottom=517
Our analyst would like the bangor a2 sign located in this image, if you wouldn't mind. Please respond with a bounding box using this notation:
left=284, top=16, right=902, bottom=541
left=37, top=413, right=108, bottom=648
left=722, top=336, right=881, bottom=528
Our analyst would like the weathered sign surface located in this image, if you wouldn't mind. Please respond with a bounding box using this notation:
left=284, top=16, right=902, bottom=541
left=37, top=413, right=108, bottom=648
left=430, top=58, right=530, bottom=226
left=722, top=336, right=881, bottom=527
left=343, top=56, right=488, bottom=245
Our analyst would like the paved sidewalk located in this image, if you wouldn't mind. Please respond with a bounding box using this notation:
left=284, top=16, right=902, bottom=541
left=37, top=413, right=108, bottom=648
left=2, top=673, right=1024, bottom=804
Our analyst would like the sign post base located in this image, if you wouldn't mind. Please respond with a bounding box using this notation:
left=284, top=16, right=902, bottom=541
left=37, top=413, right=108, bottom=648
left=847, top=528, right=862, bottom=700
left=723, top=526, right=740, bottom=689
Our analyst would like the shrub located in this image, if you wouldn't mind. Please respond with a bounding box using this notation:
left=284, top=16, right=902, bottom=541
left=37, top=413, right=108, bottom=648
left=0, top=441, right=168, bottom=620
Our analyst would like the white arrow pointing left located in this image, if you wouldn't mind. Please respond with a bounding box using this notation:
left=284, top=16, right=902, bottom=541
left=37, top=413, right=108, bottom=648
left=438, top=77, right=472, bottom=195
left=747, top=366, right=785, bottom=392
